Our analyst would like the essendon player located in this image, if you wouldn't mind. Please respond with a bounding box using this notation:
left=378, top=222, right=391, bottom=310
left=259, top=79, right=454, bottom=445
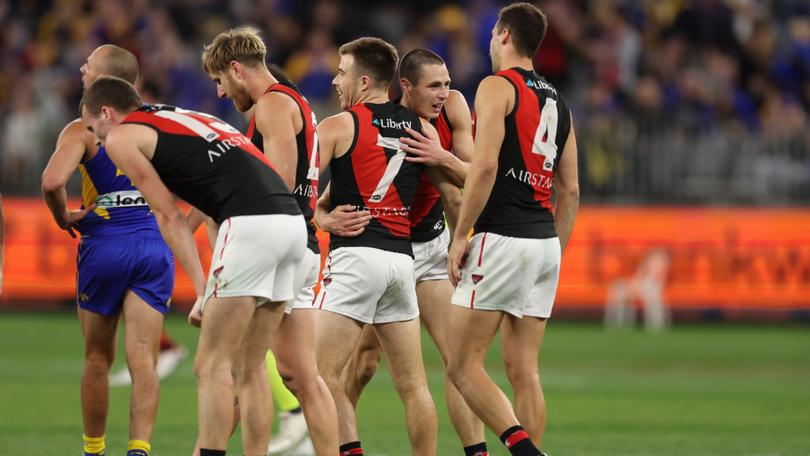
left=313, top=37, right=460, bottom=456
left=201, top=27, right=338, bottom=455
left=324, top=49, right=490, bottom=456
left=446, top=4, right=579, bottom=456
left=79, top=76, right=306, bottom=456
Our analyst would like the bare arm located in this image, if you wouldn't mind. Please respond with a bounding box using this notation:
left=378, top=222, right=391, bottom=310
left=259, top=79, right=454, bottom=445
left=105, top=125, right=206, bottom=297
left=41, top=120, right=97, bottom=237
left=553, top=115, right=579, bottom=253
left=448, top=76, right=511, bottom=285
left=314, top=113, right=371, bottom=237
left=186, top=206, right=218, bottom=251
left=420, top=120, right=462, bottom=236
left=401, top=90, right=473, bottom=187
left=255, top=93, right=299, bottom=190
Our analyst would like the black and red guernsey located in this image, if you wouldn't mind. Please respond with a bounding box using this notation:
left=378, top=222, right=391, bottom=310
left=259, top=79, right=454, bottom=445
left=330, top=101, right=425, bottom=256
left=122, top=104, right=300, bottom=224
left=247, top=82, right=320, bottom=253
left=474, top=67, right=571, bottom=239
left=409, top=107, right=454, bottom=243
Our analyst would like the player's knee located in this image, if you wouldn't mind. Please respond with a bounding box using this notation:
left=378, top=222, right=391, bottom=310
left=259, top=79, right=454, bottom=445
left=193, top=353, right=221, bottom=382
left=446, top=356, right=476, bottom=390
left=85, top=347, right=115, bottom=370
left=504, top=359, right=540, bottom=388
left=355, top=355, right=380, bottom=387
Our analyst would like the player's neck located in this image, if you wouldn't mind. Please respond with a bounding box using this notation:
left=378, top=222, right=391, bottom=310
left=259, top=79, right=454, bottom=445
left=357, top=89, right=388, bottom=105
left=248, top=69, right=280, bottom=103
left=497, top=53, right=534, bottom=74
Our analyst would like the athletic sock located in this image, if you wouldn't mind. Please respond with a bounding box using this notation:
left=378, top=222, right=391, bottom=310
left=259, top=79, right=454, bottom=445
left=339, top=441, right=364, bottom=455
left=199, top=449, right=226, bottom=456
left=464, top=441, right=489, bottom=456
left=83, top=434, right=105, bottom=455
left=266, top=350, right=301, bottom=412
left=126, top=439, right=150, bottom=455
left=500, top=425, right=541, bottom=456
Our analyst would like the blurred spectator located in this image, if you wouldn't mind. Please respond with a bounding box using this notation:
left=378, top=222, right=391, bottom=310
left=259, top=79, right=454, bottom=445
left=0, top=0, right=807, bottom=204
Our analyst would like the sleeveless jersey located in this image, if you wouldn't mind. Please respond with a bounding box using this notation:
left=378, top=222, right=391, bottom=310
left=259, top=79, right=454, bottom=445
left=330, top=102, right=425, bottom=256
left=122, top=105, right=300, bottom=223
left=76, top=144, right=159, bottom=238
left=474, top=67, right=571, bottom=239
left=246, top=82, right=319, bottom=253
left=409, top=107, right=453, bottom=243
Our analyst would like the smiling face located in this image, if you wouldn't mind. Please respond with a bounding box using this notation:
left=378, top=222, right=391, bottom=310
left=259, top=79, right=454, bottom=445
left=402, top=63, right=451, bottom=119
left=332, top=53, right=364, bottom=110
left=210, top=66, right=253, bottom=112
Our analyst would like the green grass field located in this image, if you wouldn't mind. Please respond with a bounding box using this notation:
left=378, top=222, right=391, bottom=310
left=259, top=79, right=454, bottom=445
left=1, top=312, right=808, bottom=455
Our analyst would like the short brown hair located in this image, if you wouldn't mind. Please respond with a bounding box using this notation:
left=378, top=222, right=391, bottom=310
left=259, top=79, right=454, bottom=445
left=97, top=44, right=139, bottom=84
left=339, top=37, right=398, bottom=88
left=497, top=2, right=548, bottom=58
left=202, top=26, right=267, bottom=75
left=80, top=76, right=143, bottom=116
left=398, top=49, right=446, bottom=85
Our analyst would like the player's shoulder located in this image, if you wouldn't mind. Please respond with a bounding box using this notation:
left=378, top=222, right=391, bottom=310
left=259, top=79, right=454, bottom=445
left=319, top=111, right=354, bottom=131
left=106, top=123, right=157, bottom=150
left=444, top=90, right=471, bottom=125
left=474, top=75, right=514, bottom=111
left=479, top=74, right=513, bottom=91
left=58, top=118, right=94, bottom=145
left=257, top=88, right=299, bottom=115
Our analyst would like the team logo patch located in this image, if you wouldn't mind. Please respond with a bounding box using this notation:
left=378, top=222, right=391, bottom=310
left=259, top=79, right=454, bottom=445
left=471, top=274, right=484, bottom=284
left=323, top=277, right=332, bottom=286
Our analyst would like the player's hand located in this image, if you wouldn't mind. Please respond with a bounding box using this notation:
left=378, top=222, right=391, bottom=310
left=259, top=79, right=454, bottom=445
left=318, top=204, right=371, bottom=237
left=447, top=237, right=470, bottom=287
left=401, top=127, right=448, bottom=167
left=60, top=203, right=97, bottom=238
left=188, top=295, right=204, bottom=328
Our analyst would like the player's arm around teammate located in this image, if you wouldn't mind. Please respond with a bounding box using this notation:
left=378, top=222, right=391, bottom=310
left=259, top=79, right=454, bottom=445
left=401, top=89, right=474, bottom=188
left=420, top=121, right=464, bottom=235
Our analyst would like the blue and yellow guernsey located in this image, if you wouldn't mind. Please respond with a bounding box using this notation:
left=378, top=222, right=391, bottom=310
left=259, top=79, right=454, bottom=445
left=76, top=145, right=159, bottom=237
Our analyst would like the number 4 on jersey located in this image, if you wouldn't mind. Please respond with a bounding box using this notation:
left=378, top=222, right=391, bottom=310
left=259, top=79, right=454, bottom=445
left=532, top=98, right=558, bottom=171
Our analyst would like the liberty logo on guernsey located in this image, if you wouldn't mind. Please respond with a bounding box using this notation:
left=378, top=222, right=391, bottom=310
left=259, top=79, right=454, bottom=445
left=95, top=190, right=149, bottom=208
left=526, top=77, right=557, bottom=95
left=372, top=117, right=413, bottom=130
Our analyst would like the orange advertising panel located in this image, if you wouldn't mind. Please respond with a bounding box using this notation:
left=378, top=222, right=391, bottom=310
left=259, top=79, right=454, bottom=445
left=1, top=198, right=809, bottom=310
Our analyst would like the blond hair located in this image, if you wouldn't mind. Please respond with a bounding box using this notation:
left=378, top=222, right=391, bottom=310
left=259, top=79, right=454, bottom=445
left=202, top=26, right=267, bottom=74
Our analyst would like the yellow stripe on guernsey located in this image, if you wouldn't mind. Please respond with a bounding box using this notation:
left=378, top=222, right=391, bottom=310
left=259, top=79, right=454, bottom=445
left=78, top=164, right=110, bottom=219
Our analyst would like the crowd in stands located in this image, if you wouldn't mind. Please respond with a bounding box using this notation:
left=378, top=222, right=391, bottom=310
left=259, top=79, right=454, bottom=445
left=1, top=0, right=808, bottom=203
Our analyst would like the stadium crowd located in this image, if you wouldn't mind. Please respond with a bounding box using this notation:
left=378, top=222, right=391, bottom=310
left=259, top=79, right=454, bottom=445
left=1, top=0, right=809, bottom=202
